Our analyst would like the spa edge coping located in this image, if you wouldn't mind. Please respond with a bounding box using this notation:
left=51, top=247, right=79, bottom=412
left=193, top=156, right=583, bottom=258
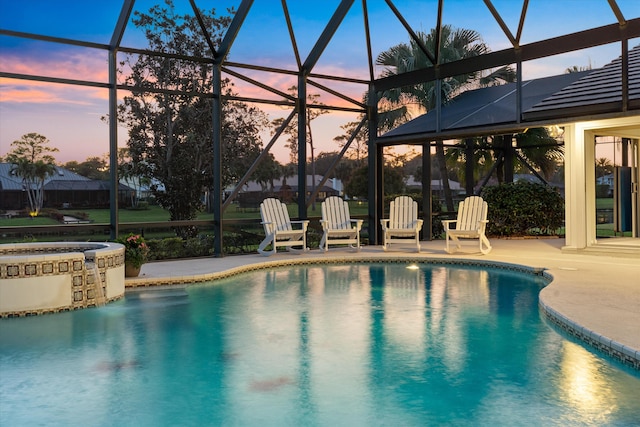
left=123, top=255, right=639, bottom=371
left=0, top=241, right=123, bottom=257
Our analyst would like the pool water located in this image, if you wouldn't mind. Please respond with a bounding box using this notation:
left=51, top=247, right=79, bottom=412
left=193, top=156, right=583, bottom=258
left=1, top=263, right=639, bottom=426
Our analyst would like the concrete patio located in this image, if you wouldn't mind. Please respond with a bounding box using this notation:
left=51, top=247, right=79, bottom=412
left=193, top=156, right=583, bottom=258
left=126, top=238, right=640, bottom=369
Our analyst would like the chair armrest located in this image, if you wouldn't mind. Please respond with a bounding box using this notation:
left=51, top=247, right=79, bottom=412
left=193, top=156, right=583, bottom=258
left=380, top=219, right=390, bottom=229
left=290, top=220, right=310, bottom=231
left=442, top=219, right=457, bottom=229
left=351, top=219, right=364, bottom=230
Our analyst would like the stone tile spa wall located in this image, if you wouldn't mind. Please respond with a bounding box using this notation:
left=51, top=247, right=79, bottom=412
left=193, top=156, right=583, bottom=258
left=0, top=242, right=125, bottom=317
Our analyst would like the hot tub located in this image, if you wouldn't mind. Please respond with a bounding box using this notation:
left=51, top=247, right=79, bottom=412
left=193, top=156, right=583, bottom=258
left=0, top=242, right=125, bottom=317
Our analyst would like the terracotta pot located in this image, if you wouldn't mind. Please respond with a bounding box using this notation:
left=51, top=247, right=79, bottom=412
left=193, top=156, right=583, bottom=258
left=125, top=263, right=142, bottom=278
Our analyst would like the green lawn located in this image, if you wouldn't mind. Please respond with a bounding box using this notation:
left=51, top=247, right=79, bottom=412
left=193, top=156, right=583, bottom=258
left=596, top=198, right=614, bottom=209
left=0, top=216, right=59, bottom=226
left=0, top=201, right=369, bottom=227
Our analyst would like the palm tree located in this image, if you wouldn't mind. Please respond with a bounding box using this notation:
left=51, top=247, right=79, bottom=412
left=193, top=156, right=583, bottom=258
left=444, top=136, right=495, bottom=190
left=514, top=128, right=564, bottom=182
left=376, top=25, right=514, bottom=211
left=595, top=157, right=614, bottom=179
left=445, top=128, right=563, bottom=190
left=5, top=133, right=58, bottom=216
left=565, top=62, right=592, bottom=73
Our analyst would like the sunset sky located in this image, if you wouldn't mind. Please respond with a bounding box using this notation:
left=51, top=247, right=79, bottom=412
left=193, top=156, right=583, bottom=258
left=1, top=0, right=638, bottom=164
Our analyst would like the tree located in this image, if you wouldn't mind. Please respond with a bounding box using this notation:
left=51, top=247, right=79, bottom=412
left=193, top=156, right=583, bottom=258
left=251, top=152, right=281, bottom=192
left=5, top=133, right=59, bottom=216
left=376, top=25, right=514, bottom=211
left=565, top=62, right=592, bottom=73
left=118, top=1, right=267, bottom=237
left=271, top=87, right=329, bottom=208
left=271, top=87, right=329, bottom=165
left=313, top=151, right=360, bottom=196
left=117, top=148, right=151, bottom=208
left=345, top=164, right=405, bottom=199
left=514, top=128, right=564, bottom=181
left=64, top=156, right=109, bottom=180
left=445, top=128, right=563, bottom=188
left=333, top=117, right=369, bottom=164
left=595, top=157, right=614, bottom=179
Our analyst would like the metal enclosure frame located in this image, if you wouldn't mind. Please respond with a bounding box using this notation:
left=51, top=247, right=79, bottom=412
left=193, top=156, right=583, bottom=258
left=1, top=0, right=638, bottom=255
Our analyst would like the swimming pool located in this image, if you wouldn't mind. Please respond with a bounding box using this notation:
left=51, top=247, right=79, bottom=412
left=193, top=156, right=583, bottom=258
left=1, top=263, right=638, bottom=426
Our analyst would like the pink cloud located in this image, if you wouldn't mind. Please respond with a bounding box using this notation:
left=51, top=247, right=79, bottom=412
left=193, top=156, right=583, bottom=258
left=2, top=50, right=109, bottom=81
left=1, top=50, right=110, bottom=104
left=0, top=78, right=108, bottom=105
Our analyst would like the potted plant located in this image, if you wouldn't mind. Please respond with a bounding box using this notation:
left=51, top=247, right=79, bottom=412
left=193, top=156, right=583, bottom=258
left=116, top=233, right=149, bottom=277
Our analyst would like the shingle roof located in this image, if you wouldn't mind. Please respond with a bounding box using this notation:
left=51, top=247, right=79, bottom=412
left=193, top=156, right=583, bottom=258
left=382, top=72, right=588, bottom=138
left=380, top=44, right=639, bottom=141
left=523, top=44, right=640, bottom=120
left=0, top=163, right=24, bottom=191
left=43, top=180, right=132, bottom=191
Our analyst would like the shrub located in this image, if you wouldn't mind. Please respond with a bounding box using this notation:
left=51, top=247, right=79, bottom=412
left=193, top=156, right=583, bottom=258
left=595, top=184, right=610, bottom=198
left=481, top=182, right=564, bottom=236
left=147, top=237, right=184, bottom=260
left=184, top=235, right=214, bottom=257
left=146, top=235, right=218, bottom=260
left=115, top=233, right=150, bottom=268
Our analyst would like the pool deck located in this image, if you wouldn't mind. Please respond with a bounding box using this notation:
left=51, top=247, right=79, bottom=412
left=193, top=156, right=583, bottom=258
left=127, top=238, right=640, bottom=369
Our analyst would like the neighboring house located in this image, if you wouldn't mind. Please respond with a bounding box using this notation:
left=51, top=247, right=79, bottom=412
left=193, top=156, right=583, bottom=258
left=119, top=175, right=164, bottom=202
left=596, top=174, right=614, bottom=187
left=596, top=173, right=614, bottom=196
left=0, top=163, right=134, bottom=210
left=231, top=175, right=341, bottom=210
left=405, top=177, right=464, bottom=193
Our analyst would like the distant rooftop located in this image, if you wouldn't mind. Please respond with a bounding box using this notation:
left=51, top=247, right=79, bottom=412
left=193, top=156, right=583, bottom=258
left=0, top=163, right=89, bottom=191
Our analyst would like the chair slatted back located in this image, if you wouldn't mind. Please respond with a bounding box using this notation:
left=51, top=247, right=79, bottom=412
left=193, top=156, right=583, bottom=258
left=456, top=196, right=487, bottom=231
left=322, top=196, right=351, bottom=230
left=260, top=198, right=292, bottom=232
left=389, top=196, right=418, bottom=229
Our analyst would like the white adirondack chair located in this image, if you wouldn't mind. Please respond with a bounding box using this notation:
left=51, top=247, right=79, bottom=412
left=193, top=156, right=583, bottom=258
left=380, top=196, right=423, bottom=252
left=442, top=195, right=492, bottom=255
left=319, top=196, right=363, bottom=252
left=258, top=198, right=309, bottom=256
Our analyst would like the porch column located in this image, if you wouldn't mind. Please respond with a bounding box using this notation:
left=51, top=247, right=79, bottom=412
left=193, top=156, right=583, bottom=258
left=563, top=124, right=588, bottom=250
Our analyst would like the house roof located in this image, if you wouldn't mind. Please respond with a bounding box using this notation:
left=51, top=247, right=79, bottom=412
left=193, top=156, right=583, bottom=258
left=44, top=180, right=133, bottom=191
left=382, top=72, right=589, bottom=140
left=234, top=175, right=341, bottom=193
left=379, top=44, right=640, bottom=142
left=523, top=43, right=640, bottom=120
left=405, top=177, right=462, bottom=191
left=0, top=162, right=111, bottom=191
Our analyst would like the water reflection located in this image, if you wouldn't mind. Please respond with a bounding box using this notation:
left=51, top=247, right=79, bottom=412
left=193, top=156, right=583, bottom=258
left=1, top=264, right=638, bottom=426
left=556, top=340, right=638, bottom=425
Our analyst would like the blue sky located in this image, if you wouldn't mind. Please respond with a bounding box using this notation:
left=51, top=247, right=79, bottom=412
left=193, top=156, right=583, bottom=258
left=1, top=0, right=639, bottom=163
